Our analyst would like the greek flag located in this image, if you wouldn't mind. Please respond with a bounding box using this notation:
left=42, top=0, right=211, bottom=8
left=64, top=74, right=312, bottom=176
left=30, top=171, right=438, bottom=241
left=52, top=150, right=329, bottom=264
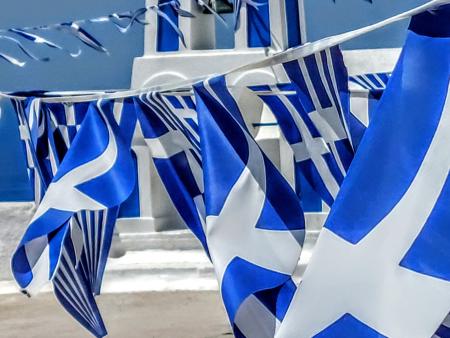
left=134, top=91, right=208, bottom=252
left=13, top=98, right=51, bottom=204
left=250, top=46, right=353, bottom=207
left=194, top=75, right=304, bottom=337
left=12, top=99, right=136, bottom=337
left=276, top=6, right=450, bottom=338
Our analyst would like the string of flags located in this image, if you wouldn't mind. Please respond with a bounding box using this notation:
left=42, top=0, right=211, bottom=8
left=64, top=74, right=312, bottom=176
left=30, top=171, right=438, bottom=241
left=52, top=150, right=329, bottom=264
left=6, top=0, right=450, bottom=337
left=0, top=0, right=376, bottom=68
left=0, top=1, right=225, bottom=67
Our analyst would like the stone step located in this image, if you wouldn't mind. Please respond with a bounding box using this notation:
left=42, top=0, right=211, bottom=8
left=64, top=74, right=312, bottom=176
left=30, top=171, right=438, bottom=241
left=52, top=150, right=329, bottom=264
left=0, top=248, right=217, bottom=295
left=101, top=249, right=218, bottom=293
left=116, top=229, right=203, bottom=253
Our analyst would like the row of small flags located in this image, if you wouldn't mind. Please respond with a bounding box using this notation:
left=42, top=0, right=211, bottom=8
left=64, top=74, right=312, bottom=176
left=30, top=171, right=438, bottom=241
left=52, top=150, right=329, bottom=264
left=0, top=0, right=291, bottom=67
left=9, top=2, right=450, bottom=337
left=0, top=0, right=380, bottom=66
left=0, top=0, right=226, bottom=67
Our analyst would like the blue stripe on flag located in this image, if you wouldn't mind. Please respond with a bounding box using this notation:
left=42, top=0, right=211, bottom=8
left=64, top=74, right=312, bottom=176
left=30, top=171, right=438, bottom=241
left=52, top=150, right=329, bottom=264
left=53, top=231, right=107, bottom=337
left=327, top=30, right=450, bottom=244
left=247, top=0, right=271, bottom=48
left=436, top=323, right=450, bottom=338
left=285, top=0, right=302, bottom=48
left=157, top=0, right=179, bottom=52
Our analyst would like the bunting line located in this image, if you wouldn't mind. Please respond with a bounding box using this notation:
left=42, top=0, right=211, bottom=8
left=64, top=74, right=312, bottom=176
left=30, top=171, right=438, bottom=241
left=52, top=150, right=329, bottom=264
left=0, top=1, right=202, bottom=66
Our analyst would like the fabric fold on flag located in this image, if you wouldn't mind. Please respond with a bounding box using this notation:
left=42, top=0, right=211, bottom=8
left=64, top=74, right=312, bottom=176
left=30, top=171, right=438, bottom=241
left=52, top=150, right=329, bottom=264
left=11, top=99, right=136, bottom=337
left=53, top=223, right=107, bottom=338
left=194, top=75, right=305, bottom=337
left=348, top=72, right=390, bottom=149
left=134, top=92, right=209, bottom=254
left=276, top=5, right=450, bottom=338
left=251, top=46, right=354, bottom=208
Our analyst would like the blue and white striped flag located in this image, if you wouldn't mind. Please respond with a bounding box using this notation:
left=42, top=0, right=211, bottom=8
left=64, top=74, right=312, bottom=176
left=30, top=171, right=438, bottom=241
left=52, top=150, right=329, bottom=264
left=251, top=46, right=354, bottom=207
left=12, top=99, right=136, bottom=337
left=13, top=97, right=58, bottom=203
left=276, top=5, right=450, bottom=338
left=53, top=223, right=107, bottom=337
left=134, top=91, right=208, bottom=252
left=349, top=72, right=390, bottom=91
left=194, top=75, right=305, bottom=337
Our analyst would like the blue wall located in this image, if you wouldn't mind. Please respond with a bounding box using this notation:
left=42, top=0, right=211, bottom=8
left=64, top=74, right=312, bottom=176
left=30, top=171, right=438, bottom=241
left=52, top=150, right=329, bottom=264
left=0, top=0, right=431, bottom=201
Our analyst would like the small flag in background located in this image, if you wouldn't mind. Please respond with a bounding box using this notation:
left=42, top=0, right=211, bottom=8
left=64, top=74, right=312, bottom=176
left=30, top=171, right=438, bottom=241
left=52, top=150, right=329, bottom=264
left=194, top=75, right=305, bottom=338
left=276, top=5, right=450, bottom=338
left=251, top=46, right=354, bottom=208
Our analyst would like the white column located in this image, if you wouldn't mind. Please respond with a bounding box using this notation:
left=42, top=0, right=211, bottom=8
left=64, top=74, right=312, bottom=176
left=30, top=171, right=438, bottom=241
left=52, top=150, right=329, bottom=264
left=234, top=3, right=248, bottom=50
left=144, top=0, right=159, bottom=55
left=191, top=1, right=216, bottom=50
left=132, top=143, right=153, bottom=221
left=178, top=0, right=193, bottom=51
left=270, top=0, right=288, bottom=51
left=168, top=0, right=217, bottom=51
left=298, top=0, right=307, bottom=43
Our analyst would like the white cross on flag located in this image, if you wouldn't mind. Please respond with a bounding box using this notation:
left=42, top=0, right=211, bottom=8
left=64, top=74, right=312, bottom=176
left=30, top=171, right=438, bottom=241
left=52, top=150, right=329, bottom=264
left=276, top=5, right=450, bottom=338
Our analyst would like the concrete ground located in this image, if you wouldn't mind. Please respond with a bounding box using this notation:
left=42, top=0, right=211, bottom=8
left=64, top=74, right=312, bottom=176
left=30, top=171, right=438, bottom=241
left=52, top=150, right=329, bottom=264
left=0, top=291, right=231, bottom=338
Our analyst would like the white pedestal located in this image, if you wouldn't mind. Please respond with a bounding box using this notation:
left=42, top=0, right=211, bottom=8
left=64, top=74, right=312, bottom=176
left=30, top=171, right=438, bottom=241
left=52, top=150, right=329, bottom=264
left=131, top=49, right=271, bottom=88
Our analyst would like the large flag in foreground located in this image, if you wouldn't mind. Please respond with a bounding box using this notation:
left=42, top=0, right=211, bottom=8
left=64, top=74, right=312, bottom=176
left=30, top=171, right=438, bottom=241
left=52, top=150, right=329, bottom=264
left=348, top=72, right=391, bottom=149
left=276, top=5, right=450, bottom=338
left=194, top=76, right=305, bottom=337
